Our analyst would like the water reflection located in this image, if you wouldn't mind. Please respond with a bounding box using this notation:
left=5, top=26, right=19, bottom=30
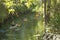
left=0, top=29, right=7, bottom=40
left=0, top=30, right=6, bottom=33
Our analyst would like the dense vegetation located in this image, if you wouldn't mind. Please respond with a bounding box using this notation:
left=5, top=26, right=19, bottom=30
left=0, top=0, right=60, bottom=40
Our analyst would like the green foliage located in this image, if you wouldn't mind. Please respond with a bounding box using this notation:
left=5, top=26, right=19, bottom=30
left=48, top=0, right=60, bottom=33
left=0, top=0, right=41, bottom=22
left=1, top=0, right=60, bottom=40
left=0, top=1, right=8, bottom=22
left=3, top=0, right=40, bottom=15
left=0, top=0, right=43, bottom=40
